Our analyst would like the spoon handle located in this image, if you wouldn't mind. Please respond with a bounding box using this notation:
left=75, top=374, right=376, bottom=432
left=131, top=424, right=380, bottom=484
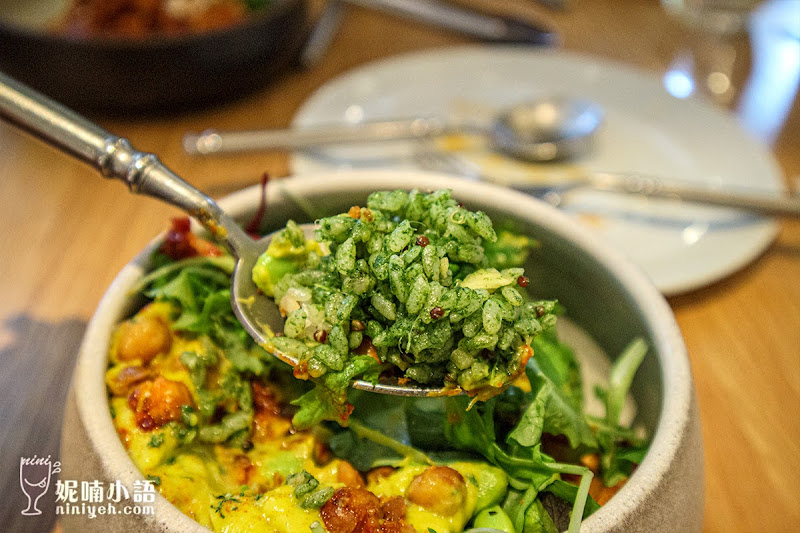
left=0, top=71, right=252, bottom=249
left=183, top=117, right=448, bottom=155
left=589, top=172, right=800, bottom=218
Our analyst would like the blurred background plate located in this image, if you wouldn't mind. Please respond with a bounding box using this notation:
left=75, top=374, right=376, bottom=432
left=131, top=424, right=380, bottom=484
left=0, top=0, right=308, bottom=114
left=289, top=45, right=785, bottom=296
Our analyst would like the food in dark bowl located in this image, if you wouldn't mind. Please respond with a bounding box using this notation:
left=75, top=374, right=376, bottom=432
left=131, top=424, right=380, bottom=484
left=0, top=0, right=307, bottom=112
left=54, top=0, right=273, bottom=37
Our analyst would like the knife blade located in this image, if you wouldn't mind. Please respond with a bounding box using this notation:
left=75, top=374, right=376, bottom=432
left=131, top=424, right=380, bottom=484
left=342, top=0, right=557, bottom=45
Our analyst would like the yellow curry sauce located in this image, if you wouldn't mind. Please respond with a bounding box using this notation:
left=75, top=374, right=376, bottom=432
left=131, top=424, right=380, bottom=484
left=106, top=302, right=508, bottom=533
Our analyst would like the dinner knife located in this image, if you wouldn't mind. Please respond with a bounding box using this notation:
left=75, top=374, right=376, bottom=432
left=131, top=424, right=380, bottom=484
left=341, top=0, right=557, bottom=45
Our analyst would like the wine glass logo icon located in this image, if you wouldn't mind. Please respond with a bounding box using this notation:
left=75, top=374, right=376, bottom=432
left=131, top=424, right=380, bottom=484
left=19, top=456, right=55, bottom=516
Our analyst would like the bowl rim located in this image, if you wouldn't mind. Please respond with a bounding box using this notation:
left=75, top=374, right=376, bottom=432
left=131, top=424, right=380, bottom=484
left=70, top=169, right=695, bottom=531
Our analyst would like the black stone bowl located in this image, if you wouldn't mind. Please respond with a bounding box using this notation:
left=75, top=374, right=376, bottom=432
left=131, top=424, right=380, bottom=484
left=0, top=0, right=308, bottom=115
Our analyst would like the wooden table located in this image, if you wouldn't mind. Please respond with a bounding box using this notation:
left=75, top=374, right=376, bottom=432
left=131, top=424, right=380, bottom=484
left=1, top=1, right=798, bottom=532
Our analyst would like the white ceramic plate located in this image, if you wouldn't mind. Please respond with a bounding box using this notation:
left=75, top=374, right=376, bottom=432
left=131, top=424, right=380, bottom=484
left=290, top=46, right=783, bottom=295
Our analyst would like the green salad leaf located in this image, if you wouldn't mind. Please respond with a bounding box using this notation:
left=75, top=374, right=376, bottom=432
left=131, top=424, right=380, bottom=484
left=291, top=355, right=379, bottom=427
left=593, top=338, right=649, bottom=487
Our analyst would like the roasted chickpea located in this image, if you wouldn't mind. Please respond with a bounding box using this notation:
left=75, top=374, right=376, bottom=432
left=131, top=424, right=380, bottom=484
left=320, top=487, right=380, bottom=533
left=337, top=460, right=366, bottom=489
left=406, top=466, right=467, bottom=516
left=128, top=376, right=193, bottom=429
left=107, top=365, right=151, bottom=396
left=116, top=316, right=171, bottom=364
left=366, top=466, right=396, bottom=486
left=380, top=496, right=407, bottom=522
left=320, top=487, right=414, bottom=533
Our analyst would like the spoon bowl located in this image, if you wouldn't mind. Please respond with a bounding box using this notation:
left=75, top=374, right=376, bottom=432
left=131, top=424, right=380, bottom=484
left=490, top=96, right=604, bottom=162
left=183, top=95, right=605, bottom=162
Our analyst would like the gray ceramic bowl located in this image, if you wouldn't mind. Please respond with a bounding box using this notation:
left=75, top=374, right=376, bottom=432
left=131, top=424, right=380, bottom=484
left=61, top=170, right=703, bottom=532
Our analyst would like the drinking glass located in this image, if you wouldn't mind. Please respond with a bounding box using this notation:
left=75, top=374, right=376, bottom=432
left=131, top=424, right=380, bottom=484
left=661, top=0, right=762, bottom=106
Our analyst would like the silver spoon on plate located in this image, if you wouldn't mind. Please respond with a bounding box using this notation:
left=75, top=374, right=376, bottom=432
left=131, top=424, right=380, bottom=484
left=183, top=95, right=603, bottom=163
left=0, top=72, right=455, bottom=397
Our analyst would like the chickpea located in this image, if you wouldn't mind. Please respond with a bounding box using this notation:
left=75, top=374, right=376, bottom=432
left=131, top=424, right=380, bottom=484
left=337, top=460, right=366, bottom=489
left=320, top=487, right=380, bottom=533
left=116, top=316, right=172, bottom=364
left=366, top=466, right=396, bottom=486
left=320, top=487, right=415, bottom=533
left=380, top=496, right=407, bottom=522
left=107, top=365, right=150, bottom=397
left=406, top=466, right=466, bottom=517
left=128, top=376, right=193, bottom=429
left=377, top=520, right=416, bottom=533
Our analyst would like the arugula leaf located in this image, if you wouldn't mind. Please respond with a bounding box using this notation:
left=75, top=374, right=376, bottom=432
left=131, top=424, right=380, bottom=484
left=595, top=338, right=648, bottom=487
left=148, top=269, right=198, bottom=312
left=444, top=396, right=498, bottom=459
left=523, top=362, right=597, bottom=449
left=291, top=355, right=379, bottom=429
left=328, top=418, right=433, bottom=471
left=523, top=498, right=559, bottom=533
left=541, top=479, right=601, bottom=518
left=172, top=286, right=228, bottom=331
left=445, top=397, right=560, bottom=492
left=327, top=428, right=403, bottom=471
left=605, top=338, right=648, bottom=428
left=531, top=328, right=582, bottom=407
left=504, top=486, right=539, bottom=532
left=441, top=375, right=598, bottom=533
left=291, top=386, right=350, bottom=430
left=506, top=329, right=595, bottom=451
left=506, top=389, right=545, bottom=447
left=615, top=443, right=648, bottom=464
left=133, top=255, right=235, bottom=295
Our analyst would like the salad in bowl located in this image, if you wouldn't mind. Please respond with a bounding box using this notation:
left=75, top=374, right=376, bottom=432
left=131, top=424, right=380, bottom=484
left=60, top=171, right=703, bottom=533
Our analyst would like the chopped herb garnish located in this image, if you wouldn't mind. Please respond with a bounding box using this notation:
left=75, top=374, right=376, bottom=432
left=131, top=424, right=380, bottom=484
left=286, top=470, right=333, bottom=509
left=211, top=493, right=241, bottom=519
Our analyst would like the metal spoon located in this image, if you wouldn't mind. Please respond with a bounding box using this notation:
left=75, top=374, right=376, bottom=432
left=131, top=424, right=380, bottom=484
left=183, top=95, right=604, bottom=163
left=0, top=71, right=453, bottom=397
